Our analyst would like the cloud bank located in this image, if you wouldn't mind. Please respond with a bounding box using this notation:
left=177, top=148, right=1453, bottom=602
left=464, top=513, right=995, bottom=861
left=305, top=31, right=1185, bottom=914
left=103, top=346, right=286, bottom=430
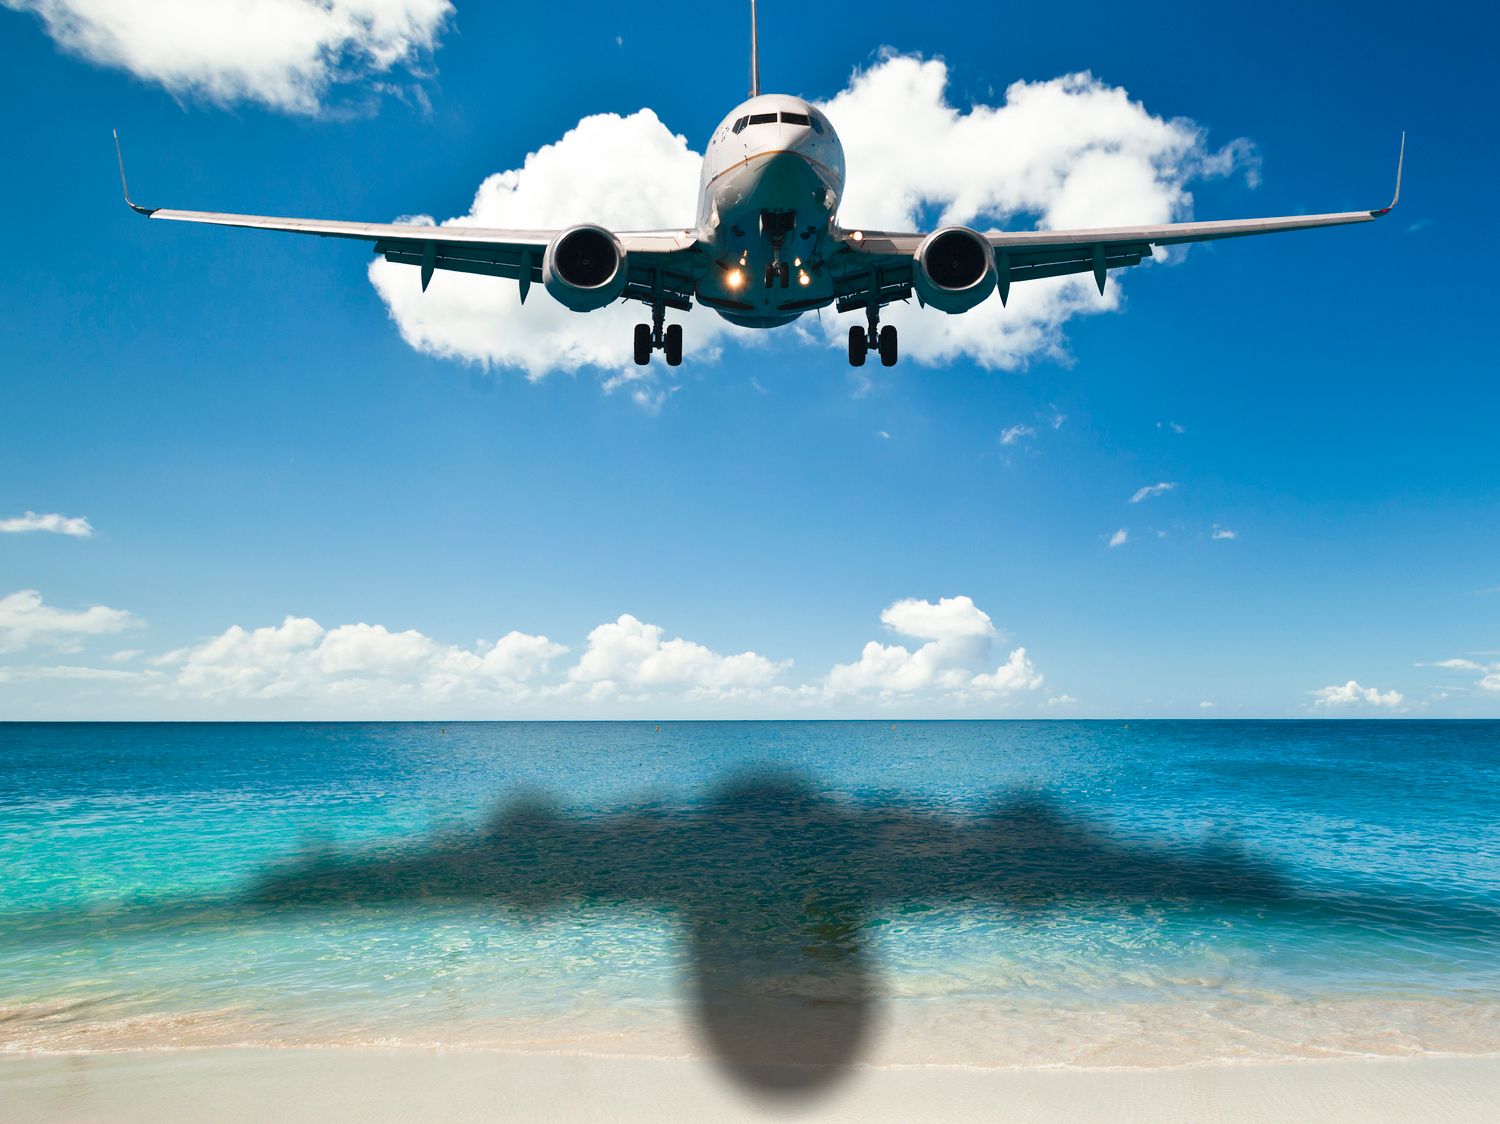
left=370, top=54, right=1253, bottom=386
left=4, top=0, right=453, bottom=113
left=157, top=615, right=566, bottom=707
left=0, top=591, right=1047, bottom=717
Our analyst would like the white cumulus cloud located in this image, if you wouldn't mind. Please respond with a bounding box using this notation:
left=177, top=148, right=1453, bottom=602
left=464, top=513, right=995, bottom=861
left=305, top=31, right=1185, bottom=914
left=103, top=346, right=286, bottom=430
left=1000, top=424, right=1036, bottom=446
left=815, top=59, right=1251, bottom=369
left=568, top=613, right=788, bottom=700
left=368, top=108, right=730, bottom=405
left=4, top=0, right=452, bottom=113
left=1108, top=528, right=1129, bottom=548
left=1212, top=527, right=1237, bottom=540
left=1130, top=481, right=1177, bottom=503
left=0, top=589, right=137, bottom=653
left=369, top=54, right=1252, bottom=385
left=1312, top=680, right=1404, bottom=709
left=0, top=511, right=94, bottom=537
left=826, top=595, right=1042, bottom=699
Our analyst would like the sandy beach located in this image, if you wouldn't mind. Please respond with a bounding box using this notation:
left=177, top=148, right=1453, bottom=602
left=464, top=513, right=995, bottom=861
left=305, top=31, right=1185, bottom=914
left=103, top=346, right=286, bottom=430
left=2, top=1050, right=1498, bottom=1123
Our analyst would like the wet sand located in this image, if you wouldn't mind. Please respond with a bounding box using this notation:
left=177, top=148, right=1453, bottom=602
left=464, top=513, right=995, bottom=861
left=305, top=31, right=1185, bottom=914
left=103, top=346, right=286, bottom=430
left=2, top=1049, right=1498, bottom=1123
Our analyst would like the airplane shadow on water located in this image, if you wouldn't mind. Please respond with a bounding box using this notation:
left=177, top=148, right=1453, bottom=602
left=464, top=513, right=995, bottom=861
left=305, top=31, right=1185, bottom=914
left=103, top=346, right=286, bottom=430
left=10, top=770, right=1498, bottom=1101
left=225, top=770, right=1494, bottom=1099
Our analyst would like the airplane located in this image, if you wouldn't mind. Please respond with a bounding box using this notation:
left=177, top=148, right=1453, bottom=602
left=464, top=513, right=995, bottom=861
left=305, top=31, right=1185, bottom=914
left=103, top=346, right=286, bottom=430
left=114, top=1, right=1403, bottom=371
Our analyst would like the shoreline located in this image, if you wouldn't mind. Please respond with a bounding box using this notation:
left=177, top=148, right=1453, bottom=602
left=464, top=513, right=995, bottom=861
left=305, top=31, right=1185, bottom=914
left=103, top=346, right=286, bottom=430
left=8, top=992, right=1499, bottom=1069
left=3, top=1048, right=1499, bottom=1123
left=7, top=1040, right=1500, bottom=1072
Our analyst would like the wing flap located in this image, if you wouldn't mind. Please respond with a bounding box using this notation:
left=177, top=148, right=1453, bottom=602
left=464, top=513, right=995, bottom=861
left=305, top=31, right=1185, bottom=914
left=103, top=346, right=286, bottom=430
left=374, top=239, right=541, bottom=283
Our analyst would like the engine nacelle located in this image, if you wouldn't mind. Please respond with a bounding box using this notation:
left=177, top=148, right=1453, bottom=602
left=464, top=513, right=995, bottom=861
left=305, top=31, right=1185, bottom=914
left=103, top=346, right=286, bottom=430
left=913, top=227, right=997, bottom=314
left=542, top=225, right=628, bottom=311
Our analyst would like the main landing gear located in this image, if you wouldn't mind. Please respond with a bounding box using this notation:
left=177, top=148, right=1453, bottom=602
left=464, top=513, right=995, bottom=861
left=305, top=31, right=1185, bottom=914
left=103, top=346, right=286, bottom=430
left=633, top=303, right=682, bottom=367
left=848, top=305, right=898, bottom=367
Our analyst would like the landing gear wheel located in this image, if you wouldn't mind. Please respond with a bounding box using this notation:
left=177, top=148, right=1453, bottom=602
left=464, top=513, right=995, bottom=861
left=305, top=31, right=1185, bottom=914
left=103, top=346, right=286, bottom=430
left=878, top=324, right=898, bottom=367
left=664, top=323, right=683, bottom=367
left=778, top=262, right=791, bottom=289
left=848, top=325, right=868, bottom=367
left=633, top=323, right=652, bottom=366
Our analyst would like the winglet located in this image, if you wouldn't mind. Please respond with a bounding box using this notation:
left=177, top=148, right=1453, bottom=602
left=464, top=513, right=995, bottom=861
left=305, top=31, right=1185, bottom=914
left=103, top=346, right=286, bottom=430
left=113, top=129, right=157, bottom=217
left=1371, top=132, right=1404, bottom=216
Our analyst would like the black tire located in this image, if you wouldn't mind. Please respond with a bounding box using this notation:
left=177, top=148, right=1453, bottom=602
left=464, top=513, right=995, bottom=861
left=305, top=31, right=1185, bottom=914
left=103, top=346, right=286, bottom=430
left=848, top=325, right=868, bottom=367
left=633, top=323, right=652, bottom=366
left=779, top=262, right=791, bottom=289
left=878, top=324, right=898, bottom=367
left=664, top=324, right=683, bottom=367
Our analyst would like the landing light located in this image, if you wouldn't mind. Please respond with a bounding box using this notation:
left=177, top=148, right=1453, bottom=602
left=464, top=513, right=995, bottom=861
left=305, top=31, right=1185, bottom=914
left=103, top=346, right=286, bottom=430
left=726, top=268, right=746, bottom=290
left=798, top=271, right=811, bottom=287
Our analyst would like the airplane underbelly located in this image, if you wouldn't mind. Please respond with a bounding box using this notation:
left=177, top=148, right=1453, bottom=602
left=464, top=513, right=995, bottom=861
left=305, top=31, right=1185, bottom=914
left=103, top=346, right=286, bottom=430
left=696, top=150, right=839, bottom=328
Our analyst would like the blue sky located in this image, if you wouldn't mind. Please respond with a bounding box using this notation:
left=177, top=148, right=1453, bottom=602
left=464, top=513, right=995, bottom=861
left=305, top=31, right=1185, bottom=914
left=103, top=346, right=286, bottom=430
left=1, top=0, right=1496, bottom=718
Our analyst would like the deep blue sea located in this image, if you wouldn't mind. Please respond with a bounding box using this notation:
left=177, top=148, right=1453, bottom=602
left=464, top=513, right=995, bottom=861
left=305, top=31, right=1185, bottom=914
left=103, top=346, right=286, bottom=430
left=2, top=721, right=1498, bottom=1070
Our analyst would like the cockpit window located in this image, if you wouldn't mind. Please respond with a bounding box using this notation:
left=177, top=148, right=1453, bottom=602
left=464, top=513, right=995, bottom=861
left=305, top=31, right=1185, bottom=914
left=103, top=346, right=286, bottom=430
left=780, top=112, right=811, bottom=127
left=747, top=112, right=778, bottom=126
left=732, top=116, right=748, bottom=134
left=808, top=112, right=824, bottom=134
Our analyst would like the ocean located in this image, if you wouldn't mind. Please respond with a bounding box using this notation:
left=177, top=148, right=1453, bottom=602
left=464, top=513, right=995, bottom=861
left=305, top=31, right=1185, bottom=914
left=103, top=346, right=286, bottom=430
left=2, top=721, right=1498, bottom=1087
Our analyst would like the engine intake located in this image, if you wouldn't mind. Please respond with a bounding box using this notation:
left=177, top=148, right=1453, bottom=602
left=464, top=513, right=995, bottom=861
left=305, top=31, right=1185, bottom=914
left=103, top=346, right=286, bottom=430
left=913, top=227, right=997, bottom=314
left=543, top=225, right=627, bottom=311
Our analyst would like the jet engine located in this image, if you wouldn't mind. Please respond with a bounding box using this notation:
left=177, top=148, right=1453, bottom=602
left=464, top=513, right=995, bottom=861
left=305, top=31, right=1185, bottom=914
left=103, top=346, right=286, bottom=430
left=542, top=225, right=628, bottom=311
left=913, top=227, right=997, bottom=313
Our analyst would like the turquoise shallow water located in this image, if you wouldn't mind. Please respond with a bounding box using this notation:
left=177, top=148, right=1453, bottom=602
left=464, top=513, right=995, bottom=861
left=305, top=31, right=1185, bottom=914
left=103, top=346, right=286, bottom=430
left=2, top=721, right=1499, bottom=1069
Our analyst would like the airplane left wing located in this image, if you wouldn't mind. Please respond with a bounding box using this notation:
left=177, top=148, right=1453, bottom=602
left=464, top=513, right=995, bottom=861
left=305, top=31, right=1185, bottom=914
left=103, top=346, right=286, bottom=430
left=829, top=136, right=1403, bottom=308
left=114, top=132, right=705, bottom=308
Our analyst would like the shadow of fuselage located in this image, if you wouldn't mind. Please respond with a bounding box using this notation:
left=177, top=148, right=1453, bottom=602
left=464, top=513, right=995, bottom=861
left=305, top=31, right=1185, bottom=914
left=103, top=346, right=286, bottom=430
left=240, top=772, right=1297, bottom=1098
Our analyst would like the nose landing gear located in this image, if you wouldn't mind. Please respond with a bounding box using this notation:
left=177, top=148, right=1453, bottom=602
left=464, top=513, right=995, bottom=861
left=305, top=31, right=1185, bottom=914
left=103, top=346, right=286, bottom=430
left=761, top=210, right=796, bottom=290
left=848, top=305, right=898, bottom=367
left=633, top=303, right=683, bottom=367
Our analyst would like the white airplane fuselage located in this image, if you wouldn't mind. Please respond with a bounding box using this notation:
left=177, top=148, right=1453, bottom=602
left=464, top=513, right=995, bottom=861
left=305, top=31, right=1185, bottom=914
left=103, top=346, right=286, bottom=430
left=693, top=94, right=846, bottom=327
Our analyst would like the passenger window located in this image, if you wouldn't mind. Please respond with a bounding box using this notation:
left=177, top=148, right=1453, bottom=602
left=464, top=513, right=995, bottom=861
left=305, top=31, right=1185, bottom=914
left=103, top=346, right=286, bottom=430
left=780, top=112, right=811, bottom=127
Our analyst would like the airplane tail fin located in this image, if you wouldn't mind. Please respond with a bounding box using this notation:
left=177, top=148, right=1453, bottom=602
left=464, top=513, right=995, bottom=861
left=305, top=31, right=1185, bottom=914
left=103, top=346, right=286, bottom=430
left=749, top=0, right=760, bottom=98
